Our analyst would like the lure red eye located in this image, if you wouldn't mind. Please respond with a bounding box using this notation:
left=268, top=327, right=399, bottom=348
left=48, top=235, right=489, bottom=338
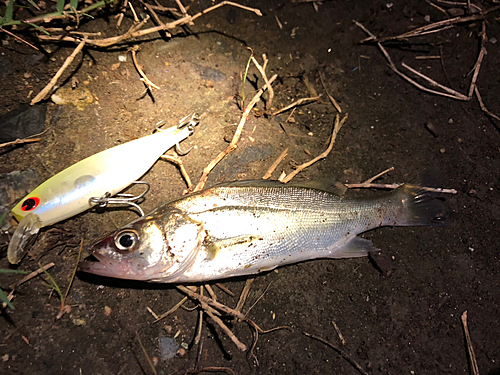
left=21, top=197, right=40, bottom=211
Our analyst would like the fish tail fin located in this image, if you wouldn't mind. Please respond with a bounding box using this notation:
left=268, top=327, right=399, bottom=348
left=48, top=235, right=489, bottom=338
left=393, top=185, right=449, bottom=227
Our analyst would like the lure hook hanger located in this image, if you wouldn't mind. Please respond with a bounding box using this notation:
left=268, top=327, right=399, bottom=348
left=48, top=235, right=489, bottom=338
left=89, top=181, right=150, bottom=217
left=155, top=113, right=200, bottom=156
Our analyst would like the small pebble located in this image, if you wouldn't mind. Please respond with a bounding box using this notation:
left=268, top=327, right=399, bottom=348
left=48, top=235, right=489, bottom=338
left=424, top=122, right=437, bottom=137
left=72, top=318, right=86, bottom=326
left=163, top=325, right=173, bottom=334
left=440, top=148, right=446, bottom=154
left=160, top=337, right=179, bottom=360
left=104, top=306, right=112, bottom=316
left=448, top=8, right=465, bottom=16
left=176, top=348, right=186, bottom=357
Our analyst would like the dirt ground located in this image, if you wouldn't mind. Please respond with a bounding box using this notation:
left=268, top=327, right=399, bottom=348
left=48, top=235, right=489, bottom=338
left=1, top=0, right=500, bottom=374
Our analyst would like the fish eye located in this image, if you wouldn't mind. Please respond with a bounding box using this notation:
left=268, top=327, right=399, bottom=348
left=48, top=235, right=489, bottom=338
left=114, top=229, right=140, bottom=252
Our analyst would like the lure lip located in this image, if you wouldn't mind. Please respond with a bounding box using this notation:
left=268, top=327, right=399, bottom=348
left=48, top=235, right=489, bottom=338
left=7, top=213, right=43, bottom=264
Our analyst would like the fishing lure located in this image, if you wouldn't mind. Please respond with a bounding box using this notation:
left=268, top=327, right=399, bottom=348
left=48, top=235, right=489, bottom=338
left=8, top=114, right=199, bottom=264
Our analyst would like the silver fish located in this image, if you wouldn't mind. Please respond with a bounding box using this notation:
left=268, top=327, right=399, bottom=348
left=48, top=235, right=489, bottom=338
left=79, top=180, right=446, bottom=282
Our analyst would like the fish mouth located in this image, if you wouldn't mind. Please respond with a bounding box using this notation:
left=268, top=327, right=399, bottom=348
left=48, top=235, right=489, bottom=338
left=78, top=239, right=132, bottom=279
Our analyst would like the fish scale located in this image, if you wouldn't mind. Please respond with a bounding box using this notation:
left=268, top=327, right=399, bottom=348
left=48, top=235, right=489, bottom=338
left=171, top=186, right=396, bottom=281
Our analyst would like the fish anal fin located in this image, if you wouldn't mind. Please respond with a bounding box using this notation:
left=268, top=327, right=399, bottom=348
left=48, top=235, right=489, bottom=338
left=331, top=236, right=380, bottom=259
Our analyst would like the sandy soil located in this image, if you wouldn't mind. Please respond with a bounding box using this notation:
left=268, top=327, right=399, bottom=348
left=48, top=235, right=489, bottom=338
left=1, top=1, right=500, bottom=374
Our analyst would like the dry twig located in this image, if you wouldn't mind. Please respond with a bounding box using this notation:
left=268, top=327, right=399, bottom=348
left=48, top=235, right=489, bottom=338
left=203, top=302, right=247, bottom=351
left=176, top=286, right=247, bottom=351
left=235, top=278, right=255, bottom=313
left=37, top=2, right=262, bottom=47
left=331, top=320, right=346, bottom=345
left=204, top=284, right=217, bottom=301
left=244, top=282, right=272, bottom=317
left=474, top=86, right=500, bottom=123
left=303, top=332, right=369, bottom=375
left=344, top=169, right=457, bottom=193
left=263, top=148, right=288, bottom=179
left=160, top=154, right=193, bottom=190
left=359, top=6, right=500, bottom=44
left=146, top=306, right=159, bottom=320
left=175, top=0, right=188, bottom=16
left=136, top=331, right=158, bottom=375
left=10, top=263, right=55, bottom=289
left=130, top=45, right=160, bottom=97
left=467, top=21, right=487, bottom=99
left=461, top=311, right=480, bottom=375
left=177, top=285, right=245, bottom=320
left=194, top=74, right=277, bottom=192
left=319, top=71, right=342, bottom=113
left=62, top=239, right=84, bottom=303
left=186, top=367, right=235, bottom=375
left=215, top=283, right=235, bottom=297
left=31, top=39, right=86, bottom=105
left=246, top=320, right=292, bottom=366
left=401, top=62, right=468, bottom=100
left=345, top=182, right=457, bottom=194
left=359, top=167, right=394, bottom=186
left=282, top=114, right=346, bottom=183
left=154, top=296, right=188, bottom=323
left=251, top=55, right=274, bottom=111
left=0, top=137, right=41, bottom=149
left=0, top=28, right=39, bottom=50
left=193, top=287, right=204, bottom=348
left=354, top=21, right=469, bottom=101
left=272, top=96, right=320, bottom=116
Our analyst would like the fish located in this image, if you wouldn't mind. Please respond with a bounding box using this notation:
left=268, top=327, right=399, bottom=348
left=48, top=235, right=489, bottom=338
left=79, top=180, right=447, bottom=283
left=7, top=115, right=198, bottom=264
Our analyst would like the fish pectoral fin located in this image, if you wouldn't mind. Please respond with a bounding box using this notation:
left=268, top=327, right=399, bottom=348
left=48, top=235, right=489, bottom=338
left=332, top=236, right=380, bottom=259
left=204, top=234, right=262, bottom=260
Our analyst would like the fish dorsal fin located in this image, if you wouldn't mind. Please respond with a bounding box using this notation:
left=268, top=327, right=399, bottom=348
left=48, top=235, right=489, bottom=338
left=215, top=180, right=285, bottom=188
left=287, top=179, right=347, bottom=196
left=214, top=179, right=347, bottom=196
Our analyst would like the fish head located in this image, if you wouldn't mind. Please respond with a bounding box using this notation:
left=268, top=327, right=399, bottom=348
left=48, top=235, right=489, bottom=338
left=80, top=208, right=205, bottom=282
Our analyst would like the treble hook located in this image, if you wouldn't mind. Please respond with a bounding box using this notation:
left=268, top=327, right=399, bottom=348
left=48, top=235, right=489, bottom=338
left=89, top=181, right=150, bottom=217
left=177, top=112, right=199, bottom=131
left=155, top=113, right=199, bottom=133
left=155, top=113, right=200, bottom=156
left=175, top=142, right=192, bottom=156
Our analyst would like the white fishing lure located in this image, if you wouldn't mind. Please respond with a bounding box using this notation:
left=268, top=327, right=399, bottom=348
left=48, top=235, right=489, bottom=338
left=8, top=114, right=198, bottom=264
